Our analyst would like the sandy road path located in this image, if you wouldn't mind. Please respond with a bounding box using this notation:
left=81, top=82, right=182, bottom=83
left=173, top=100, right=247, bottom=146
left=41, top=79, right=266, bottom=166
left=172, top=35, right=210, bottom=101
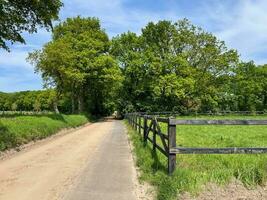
left=0, top=120, right=138, bottom=200
left=66, top=120, right=137, bottom=200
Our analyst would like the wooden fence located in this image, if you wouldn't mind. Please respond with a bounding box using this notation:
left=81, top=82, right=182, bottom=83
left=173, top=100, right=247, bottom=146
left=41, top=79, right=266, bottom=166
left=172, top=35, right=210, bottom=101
left=0, top=111, right=53, bottom=116
left=136, top=111, right=267, bottom=116
left=125, top=113, right=267, bottom=174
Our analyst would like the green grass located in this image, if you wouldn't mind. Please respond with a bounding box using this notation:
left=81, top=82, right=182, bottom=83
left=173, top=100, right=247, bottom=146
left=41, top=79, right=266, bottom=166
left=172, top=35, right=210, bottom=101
left=0, top=113, right=91, bottom=151
left=126, top=115, right=267, bottom=200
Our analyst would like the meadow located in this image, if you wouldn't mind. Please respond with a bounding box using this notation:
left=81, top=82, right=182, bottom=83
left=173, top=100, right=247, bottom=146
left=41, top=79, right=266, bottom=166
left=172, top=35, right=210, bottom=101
left=0, top=113, right=91, bottom=151
left=126, top=114, right=267, bottom=200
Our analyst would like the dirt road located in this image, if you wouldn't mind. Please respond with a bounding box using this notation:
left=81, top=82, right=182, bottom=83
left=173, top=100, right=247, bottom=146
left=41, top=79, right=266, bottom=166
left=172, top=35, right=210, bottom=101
left=0, top=120, right=139, bottom=200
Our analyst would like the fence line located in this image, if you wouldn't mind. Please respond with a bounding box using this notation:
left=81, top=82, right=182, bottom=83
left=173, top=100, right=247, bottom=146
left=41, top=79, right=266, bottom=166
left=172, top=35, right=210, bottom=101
left=134, top=111, right=267, bottom=117
left=125, top=112, right=267, bottom=174
left=0, top=111, right=54, bottom=116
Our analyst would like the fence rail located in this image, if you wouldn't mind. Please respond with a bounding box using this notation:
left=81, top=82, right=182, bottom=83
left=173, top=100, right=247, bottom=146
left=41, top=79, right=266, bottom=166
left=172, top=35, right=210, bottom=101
left=134, top=111, right=267, bottom=117
left=125, top=112, right=267, bottom=174
left=0, top=111, right=53, bottom=116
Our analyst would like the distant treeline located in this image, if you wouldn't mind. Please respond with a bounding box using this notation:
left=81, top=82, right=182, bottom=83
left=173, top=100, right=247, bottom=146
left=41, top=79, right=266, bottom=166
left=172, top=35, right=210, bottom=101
left=4, top=17, right=267, bottom=115
left=0, top=90, right=71, bottom=113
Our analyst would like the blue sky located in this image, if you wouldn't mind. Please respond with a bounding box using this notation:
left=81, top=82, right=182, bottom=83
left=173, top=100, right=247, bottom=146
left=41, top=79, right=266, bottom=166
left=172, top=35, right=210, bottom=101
left=1, top=0, right=267, bottom=92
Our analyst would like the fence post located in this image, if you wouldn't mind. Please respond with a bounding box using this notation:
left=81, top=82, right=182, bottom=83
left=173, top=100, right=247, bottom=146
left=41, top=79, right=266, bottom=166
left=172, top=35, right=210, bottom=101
left=143, top=116, right=147, bottom=142
left=168, top=118, right=176, bottom=174
left=153, top=117, right=156, bottom=150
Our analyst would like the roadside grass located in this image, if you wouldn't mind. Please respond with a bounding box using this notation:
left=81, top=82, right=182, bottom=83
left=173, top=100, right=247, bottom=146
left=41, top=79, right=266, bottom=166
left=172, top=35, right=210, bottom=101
left=0, top=113, right=92, bottom=151
left=126, top=115, right=267, bottom=200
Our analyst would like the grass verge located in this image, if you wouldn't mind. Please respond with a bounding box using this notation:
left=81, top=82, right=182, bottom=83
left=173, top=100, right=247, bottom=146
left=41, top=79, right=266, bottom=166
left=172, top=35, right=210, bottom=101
left=0, top=113, right=92, bottom=151
left=125, top=115, right=267, bottom=200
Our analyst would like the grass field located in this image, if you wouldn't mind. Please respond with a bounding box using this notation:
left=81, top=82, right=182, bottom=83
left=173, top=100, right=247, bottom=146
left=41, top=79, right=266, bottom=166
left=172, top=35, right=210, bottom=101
left=0, top=113, right=91, bottom=151
left=126, top=115, right=267, bottom=200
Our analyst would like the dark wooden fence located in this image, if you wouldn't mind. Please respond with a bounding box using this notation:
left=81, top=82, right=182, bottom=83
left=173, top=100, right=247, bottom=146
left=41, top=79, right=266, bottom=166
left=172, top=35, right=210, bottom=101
left=125, top=112, right=267, bottom=174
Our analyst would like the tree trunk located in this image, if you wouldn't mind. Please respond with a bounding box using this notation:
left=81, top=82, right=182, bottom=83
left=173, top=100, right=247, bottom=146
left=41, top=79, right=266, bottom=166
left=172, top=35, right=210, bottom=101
left=53, top=91, right=60, bottom=114
left=78, top=88, right=84, bottom=113
left=53, top=101, right=59, bottom=114
left=71, top=91, right=75, bottom=114
left=93, top=89, right=100, bottom=115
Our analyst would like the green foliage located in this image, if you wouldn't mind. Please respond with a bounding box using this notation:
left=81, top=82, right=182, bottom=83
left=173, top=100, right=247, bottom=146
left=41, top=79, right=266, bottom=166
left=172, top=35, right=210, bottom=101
left=111, top=19, right=239, bottom=113
left=233, top=62, right=267, bottom=111
left=19, top=17, right=267, bottom=115
left=11, top=102, right=17, bottom=111
left=0, top=89, right=70, bottom=112
left=0, top=0, right=63, bottom=51
left=126, top=115, right=267, bottom=200
left=0, top=114, right=89, bottom=151
left=28, top=17, right=123, bottom=115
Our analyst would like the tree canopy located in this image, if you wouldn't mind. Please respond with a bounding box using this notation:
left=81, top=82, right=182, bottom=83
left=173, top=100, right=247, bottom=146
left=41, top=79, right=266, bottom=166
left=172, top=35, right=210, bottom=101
left=0, top=0, right=62, bottom=51
left=0, top=90, right=68, bottom=112
left=28, top=17, right=123, bottom=115
left=1, top=17, right=266, bottom=115
left=111, top=19, right=240, bottom=113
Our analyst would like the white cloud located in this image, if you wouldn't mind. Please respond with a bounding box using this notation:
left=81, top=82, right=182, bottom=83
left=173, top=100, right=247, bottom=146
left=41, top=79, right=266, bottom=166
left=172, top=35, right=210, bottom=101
left=197, top=0, right=267, bottom=64
left=1, top=0, right=267, bottom=92
left=62, top=0, right=267, bottom=64
left=0, top=49, right=32, bottom=70
left=0, top=47, right=41, bottom=92
left=0, top=72, right=42, bottom=92
left=61, top=0, right=180, bottom=37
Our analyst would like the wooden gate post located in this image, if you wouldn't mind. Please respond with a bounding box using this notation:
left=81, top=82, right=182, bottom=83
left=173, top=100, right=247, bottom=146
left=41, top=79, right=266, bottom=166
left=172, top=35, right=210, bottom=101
left=143, top=116, right=147, bottom=142
left=168, top=118, right=176, bottom=174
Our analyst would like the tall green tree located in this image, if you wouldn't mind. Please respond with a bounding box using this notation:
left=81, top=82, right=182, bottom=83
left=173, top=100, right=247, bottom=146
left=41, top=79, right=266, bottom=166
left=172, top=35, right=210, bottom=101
left=111, top=19, right=239, bottom=113
left=0, top=0, right=63, bottom=51
left=28, top=17, right=123, bottom=114
left=233, top=62, right=267, bottom=111
left=257, top=64, right=267, bottom=110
